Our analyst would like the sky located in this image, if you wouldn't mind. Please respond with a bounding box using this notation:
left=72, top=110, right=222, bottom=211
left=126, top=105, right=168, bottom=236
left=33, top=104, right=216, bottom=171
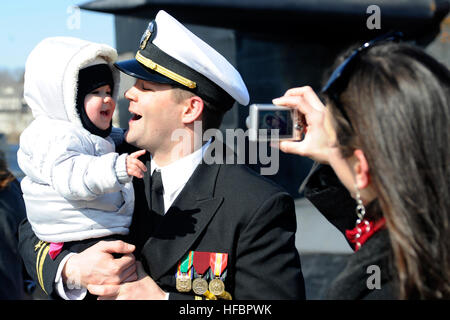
left=0, top=0, right=115, bottom=70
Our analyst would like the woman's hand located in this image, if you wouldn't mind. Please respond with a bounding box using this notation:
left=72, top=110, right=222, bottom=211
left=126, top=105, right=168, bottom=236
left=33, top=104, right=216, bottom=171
left=272, top=86, right=330, bottom=164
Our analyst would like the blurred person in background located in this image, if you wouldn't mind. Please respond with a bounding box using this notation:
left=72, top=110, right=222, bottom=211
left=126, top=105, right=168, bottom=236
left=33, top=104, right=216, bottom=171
left=0, top=150, right=26, bottom=299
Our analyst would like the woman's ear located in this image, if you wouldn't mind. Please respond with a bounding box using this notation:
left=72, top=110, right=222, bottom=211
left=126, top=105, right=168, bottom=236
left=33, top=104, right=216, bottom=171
left=353, top=149, right=371, bottom=190
left=181, top=96, right=204, bottom=124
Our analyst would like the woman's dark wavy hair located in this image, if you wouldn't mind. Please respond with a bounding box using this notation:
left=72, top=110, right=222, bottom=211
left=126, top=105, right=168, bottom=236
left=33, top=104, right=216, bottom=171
left=323, top=42, right=450, bottom=299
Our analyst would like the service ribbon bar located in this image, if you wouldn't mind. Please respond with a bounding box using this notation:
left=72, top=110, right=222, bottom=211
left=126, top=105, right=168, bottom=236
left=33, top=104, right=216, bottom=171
left=210, top=252, right=228, bottom=277
left=180, top=251, right=194, bottom=274
left=193, top=251, right=210, bottom=275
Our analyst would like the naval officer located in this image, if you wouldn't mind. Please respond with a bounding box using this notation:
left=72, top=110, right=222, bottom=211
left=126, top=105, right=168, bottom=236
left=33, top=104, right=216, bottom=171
left=19, top=10, right=305, bottom=300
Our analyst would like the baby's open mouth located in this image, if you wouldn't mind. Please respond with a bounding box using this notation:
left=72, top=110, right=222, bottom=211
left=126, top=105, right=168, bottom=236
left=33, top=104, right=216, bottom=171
left=100, top=110, right=110, bottom=116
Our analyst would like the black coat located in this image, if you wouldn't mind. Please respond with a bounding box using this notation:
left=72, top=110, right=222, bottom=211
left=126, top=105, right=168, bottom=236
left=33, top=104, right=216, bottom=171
left=18, top=143, right=305, bottom=300
left=0, top=179, right=26, bottom=299
left=304, top=165, right=397, bottom=300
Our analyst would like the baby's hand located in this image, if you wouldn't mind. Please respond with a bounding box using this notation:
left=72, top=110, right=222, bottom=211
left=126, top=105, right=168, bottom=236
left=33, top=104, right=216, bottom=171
left=126, top=150, right=147, bottom=179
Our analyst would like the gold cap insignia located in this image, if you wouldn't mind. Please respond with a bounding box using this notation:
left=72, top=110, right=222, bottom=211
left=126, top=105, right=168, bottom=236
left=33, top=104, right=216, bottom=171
left=140, top=20, right=155, bottom=50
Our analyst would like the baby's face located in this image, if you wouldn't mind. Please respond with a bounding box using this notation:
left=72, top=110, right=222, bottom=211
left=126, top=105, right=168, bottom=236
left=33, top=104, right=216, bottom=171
left=84, top=85, right=115, bottom=130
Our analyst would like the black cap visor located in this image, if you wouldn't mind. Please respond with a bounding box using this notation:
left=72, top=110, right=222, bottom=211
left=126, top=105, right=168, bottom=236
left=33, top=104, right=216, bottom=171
left=114, top=59, right=179, bottom=86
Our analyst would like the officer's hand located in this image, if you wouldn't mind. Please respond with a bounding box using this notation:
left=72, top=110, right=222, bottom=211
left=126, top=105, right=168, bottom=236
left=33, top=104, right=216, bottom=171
left=62, top=240, right=137, bottom=289
left=87, top=261, right=168, bottom=300
left=126, top=150, right=147, bottom=178
left=272, top=86, right=330, bottom=164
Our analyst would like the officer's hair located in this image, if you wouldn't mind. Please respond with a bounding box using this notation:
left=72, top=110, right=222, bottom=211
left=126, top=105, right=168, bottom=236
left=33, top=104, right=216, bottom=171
left=171, top=87, right=225, bottom=132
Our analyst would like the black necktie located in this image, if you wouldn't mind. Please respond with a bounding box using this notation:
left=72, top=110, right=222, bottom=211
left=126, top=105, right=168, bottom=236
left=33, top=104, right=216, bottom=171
left=151, top=169, right=165, bottom=215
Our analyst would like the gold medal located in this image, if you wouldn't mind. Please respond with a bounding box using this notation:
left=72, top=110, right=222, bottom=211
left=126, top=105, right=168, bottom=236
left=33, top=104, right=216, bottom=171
left=203, top=290, right=217, bottom=300
left=192, top=277, right=209, bottom=295
left=176, top=251, right=194, bottom=292
left=176, top=274, right=192, bottom=292
left=209, top=278, right=225, bottom=296
left=217, top=291, right=232, bottom=300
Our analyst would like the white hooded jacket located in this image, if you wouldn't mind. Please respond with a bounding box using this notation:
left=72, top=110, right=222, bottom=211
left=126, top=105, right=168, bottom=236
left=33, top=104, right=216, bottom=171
left=17, top=37, right=134, bottom=242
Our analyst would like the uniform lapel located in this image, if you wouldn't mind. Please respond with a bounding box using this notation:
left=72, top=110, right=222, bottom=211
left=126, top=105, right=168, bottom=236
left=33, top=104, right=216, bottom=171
left=141, top=161, right=223, bottom=281
left=143, top=159, right=152, bottom=211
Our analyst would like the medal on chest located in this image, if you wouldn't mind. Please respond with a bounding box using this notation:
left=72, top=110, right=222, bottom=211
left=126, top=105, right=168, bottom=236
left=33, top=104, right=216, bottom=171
left=175, top=251, right=194, bottom=292
left=192, top=251, right=210, bottom=295
left=174, top=250, right=232, bottom=300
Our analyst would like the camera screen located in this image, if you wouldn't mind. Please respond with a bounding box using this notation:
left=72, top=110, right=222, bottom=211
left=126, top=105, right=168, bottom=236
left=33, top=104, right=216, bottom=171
left=259, top=109, right=293, bottom=137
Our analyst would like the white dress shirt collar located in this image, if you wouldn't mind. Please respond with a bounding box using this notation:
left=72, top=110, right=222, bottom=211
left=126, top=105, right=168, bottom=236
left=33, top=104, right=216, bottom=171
left=150, top=140, right=211, bottom=212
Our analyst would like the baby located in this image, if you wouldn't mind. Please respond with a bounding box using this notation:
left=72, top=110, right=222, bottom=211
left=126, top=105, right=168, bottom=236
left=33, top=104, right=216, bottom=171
left=18, top=37, right=146, bottom=258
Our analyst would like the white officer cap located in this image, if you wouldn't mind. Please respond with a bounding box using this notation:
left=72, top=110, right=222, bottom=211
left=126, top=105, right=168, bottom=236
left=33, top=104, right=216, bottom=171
left=115, top=10, right=250, bottom=110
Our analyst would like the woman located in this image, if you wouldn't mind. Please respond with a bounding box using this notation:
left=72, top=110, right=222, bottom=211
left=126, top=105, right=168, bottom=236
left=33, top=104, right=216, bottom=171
left=274, top=37, right=449, bottom=299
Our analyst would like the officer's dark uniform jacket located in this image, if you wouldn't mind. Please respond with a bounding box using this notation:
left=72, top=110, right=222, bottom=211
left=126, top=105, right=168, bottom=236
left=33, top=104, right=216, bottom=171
left=18, top=143, right=306, bottom=300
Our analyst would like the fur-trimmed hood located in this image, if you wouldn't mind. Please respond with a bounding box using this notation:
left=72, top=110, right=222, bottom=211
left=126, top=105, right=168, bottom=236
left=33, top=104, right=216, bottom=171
left=24, top=37, right=120, bottom=127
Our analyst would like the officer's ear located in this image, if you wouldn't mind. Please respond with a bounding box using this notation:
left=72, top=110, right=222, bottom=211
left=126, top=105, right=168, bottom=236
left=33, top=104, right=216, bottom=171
left=181, top=95, right=204, bottom=124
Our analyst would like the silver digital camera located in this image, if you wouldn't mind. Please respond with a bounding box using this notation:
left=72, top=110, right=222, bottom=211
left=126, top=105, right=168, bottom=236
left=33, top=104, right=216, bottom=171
left=247, top=104, right=304, bottom=141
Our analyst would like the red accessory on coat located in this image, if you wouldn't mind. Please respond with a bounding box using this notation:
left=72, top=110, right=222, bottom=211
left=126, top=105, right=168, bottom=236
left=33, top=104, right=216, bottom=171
left=49, top=242, right=64, bottom=260
left=345, top=218, right=386, bottom=251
